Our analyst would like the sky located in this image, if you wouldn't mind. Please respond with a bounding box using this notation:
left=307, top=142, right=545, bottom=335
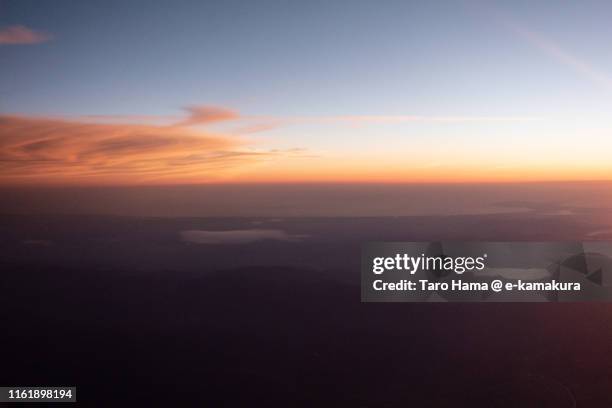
left=1, top=0, right=612, bottom=184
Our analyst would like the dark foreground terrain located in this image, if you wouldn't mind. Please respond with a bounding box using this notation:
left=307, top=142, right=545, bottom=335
left=2, top=213, right=612, bottom=406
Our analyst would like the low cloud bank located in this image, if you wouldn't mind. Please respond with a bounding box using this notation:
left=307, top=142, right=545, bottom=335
left=180, top=229, right=307, bottom=244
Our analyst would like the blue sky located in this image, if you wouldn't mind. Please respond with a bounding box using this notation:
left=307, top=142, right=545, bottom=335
left=1, top=0, right=612, bottom=183
left=4, top=0, right=612, bottom=116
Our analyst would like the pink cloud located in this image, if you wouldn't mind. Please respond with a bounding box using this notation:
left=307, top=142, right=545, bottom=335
left=179, top=105, right=240, bottom=126
left=0, top=112, right=311, bottom=185
left=0, top=25, right=52, bottom=45
left=0, top=115, right=248, bottom=184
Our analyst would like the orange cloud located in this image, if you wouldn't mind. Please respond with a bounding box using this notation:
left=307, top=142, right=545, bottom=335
left=0, top=25, right=52, bottom=45
left=179, top=105, right=240, bottom=126
left=0, top=115, right=271, bottom=184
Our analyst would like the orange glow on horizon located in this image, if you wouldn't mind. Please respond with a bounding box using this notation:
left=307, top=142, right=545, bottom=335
left=1, top=113, right=611, bottom=186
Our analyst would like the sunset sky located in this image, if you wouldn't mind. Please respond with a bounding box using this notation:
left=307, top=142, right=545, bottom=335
left=2, top=0, right=612, bottom=184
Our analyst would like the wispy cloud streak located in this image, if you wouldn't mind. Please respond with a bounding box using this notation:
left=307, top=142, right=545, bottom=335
left=508, top=23, right=612, bottom=91
left=72, top=105, right=538, bottom=130
left=278, top=115, right=541, bottom=124
left=0, top=25, right=52, bottom=45
left=179, top=106, right=240, bottom=126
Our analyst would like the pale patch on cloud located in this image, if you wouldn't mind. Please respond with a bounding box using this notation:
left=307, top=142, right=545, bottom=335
left=180, top=229, right=307, bottom=244
left=542, top=209, right=574, bottom=216
left=267, top=147, right=318, bottom=158
left=586, top=229, right=612, bottom=238
left=0, top=25, right=52, bottom=45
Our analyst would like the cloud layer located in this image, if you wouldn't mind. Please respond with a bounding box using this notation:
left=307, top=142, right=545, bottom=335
left=0, top=114, right=260, bottom=184
left=179, top=106, right=240, bottom=126
left=0, top=105, right=321, bottom=184
left=180, top=229, right=306, bottom=244
left=0, top=25, right=52, bottom=45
